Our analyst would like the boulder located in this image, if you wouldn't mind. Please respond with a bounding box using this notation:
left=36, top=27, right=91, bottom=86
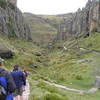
left=29, top=64, right=38, bottom=68
left=35, top=52, right=42, bottom=56
left=0, top=50, right=14, bottom=59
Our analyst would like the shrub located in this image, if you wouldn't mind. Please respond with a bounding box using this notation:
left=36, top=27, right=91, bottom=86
left=75, top=75, right=83, bottom=80
left=43, top=93, right=67, bottom=100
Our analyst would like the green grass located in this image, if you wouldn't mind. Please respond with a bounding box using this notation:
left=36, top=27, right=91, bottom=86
left=23, top=13, right=57, bottom=44
left=0, top=35, right=44, bottom=70
left=0, top=33, right=100, bottom=100
left=79, top=33, right=100, bottom=51
left=29, top=32, right=100, bottom=100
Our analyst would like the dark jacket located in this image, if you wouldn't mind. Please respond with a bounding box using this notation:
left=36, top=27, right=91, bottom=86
left=11, top=70, right=26, bottom=89
left=0, top=68, right=16, bottom=93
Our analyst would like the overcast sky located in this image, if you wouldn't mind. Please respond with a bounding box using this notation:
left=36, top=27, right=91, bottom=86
left=17, top=0, right=88, bottom=15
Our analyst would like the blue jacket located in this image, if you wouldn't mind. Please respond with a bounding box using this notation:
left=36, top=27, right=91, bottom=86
left=0, top=68, right=16, bottom=93
left=0, top=74, right=14, bottom=100
left=11, top=70, right=26, bottom=89
left=6, top=94, right=13, bottom=100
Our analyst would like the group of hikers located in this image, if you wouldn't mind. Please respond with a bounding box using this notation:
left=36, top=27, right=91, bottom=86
left=0, top=58, right=28, bottom=100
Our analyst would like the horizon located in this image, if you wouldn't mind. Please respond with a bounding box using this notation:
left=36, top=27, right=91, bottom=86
left=17, top=0, right=88, bottom=15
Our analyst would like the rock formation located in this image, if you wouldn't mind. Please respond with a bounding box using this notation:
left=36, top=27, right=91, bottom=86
left=0, top=0, right=31, bottom=40
left=57, top=0, right=100, bottom=40
left=7, top=0, right=17, bottom=6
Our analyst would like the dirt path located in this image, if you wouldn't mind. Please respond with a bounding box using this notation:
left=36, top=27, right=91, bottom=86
left=23, top=80, right=30, bottom=100
left=13, top=80, right=30, bottom=100
left=44, top=81, right=98, bottom=94
left=44, top=81, right=85, bottom=94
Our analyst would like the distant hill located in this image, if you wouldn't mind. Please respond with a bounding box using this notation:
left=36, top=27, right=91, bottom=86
left=38, top=14, right=63, bottom=29
left=23, top=13, right=58, bottom=44
left=23, top=12, right=78, bottom=44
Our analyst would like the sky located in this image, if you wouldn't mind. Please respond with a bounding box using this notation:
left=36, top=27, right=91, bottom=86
left=17, top=0, right=88, bottom=15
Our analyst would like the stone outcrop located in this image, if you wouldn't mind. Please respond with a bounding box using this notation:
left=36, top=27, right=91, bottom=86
left=57, top=0, right=100, bottom=40
left=0, top=0, right=31, bottom=40
left=0, top=50, right=14, bottom=59
left=7, top=0, right=17, bottom=6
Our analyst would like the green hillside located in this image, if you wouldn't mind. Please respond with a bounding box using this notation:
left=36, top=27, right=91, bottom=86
left=23, top=13, right=58, bottom=44
left=28, top=33, right=100, bottom=100
left=38, top=15, right=63, bottom=28
left=1, top=32, right=100, bottom=100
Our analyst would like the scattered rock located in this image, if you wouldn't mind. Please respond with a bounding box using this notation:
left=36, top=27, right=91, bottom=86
left=87, top=88, right=98, bottom=94
left=35, top=52, right=42, bottom=56
left=29, top=64, right=38, bottom=68
left=0, top=50, right=14, bottom=59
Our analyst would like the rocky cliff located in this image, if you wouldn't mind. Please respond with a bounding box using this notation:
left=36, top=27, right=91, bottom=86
left=0, top=0, right=31, bottom=40
left=57, top=0, right=100, bottom=40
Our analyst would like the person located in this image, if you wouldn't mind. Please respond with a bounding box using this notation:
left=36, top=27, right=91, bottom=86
left=22, top=70, right=29, bottom=91
left=0, top=58, right=16, bottom=100
left=11, top=64, right=26, bottom=100
left=23, top=70, right=29, bottom=80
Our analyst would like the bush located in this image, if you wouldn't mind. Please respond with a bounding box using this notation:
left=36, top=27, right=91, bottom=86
left=75, top=75, right=83, bottom=80
left=43, top=93, right=67, bottom=100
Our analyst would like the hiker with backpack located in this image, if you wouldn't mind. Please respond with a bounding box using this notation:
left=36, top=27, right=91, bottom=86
left=0, top=58, right=16, bottom=100
left=11, top=64, right=26, bottom=100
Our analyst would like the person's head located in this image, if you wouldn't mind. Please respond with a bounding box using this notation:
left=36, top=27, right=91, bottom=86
left=13, top=64, right=20, bottom=71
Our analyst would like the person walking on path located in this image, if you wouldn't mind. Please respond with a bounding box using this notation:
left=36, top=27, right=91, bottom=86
left=11, top=64, right=26, bottom=100
left=0, top=58, right=16, bottom=100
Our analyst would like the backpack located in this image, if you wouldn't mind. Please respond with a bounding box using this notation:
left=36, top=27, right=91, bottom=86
left=0, top=77, right=7, bottom=99
left=11, top=70, right=26, bottom=88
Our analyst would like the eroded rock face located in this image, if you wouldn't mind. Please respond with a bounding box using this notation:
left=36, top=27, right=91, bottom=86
left=57, top=0, right=100, bottom=40
left=0, top=1, right=31, bottom=40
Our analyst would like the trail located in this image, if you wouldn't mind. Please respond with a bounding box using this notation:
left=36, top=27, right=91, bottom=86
left=13, top=80, right=30, bottom=100
left=44, top=81, right=98, bottom=94
left=22, top=80, right=30, bottom=100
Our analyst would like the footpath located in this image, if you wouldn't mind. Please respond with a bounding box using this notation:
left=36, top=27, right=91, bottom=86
left=23, top=80, right=30, bottom=100
left=44, top=81, right=98, bottom=94
left=14, top=80, right=30, bottom=100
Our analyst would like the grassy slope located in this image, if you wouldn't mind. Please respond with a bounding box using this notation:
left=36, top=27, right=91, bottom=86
left=23, top=13, right=58, bottom=44
left=24, top=13, right=57, bottom=35
left=0, top=33, right=100, bottom=100
left=29, top=33, right=100, bottom=100
left=38, top=15, right=63, bottom=27
left=0, top=35, right=44, bottom=71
